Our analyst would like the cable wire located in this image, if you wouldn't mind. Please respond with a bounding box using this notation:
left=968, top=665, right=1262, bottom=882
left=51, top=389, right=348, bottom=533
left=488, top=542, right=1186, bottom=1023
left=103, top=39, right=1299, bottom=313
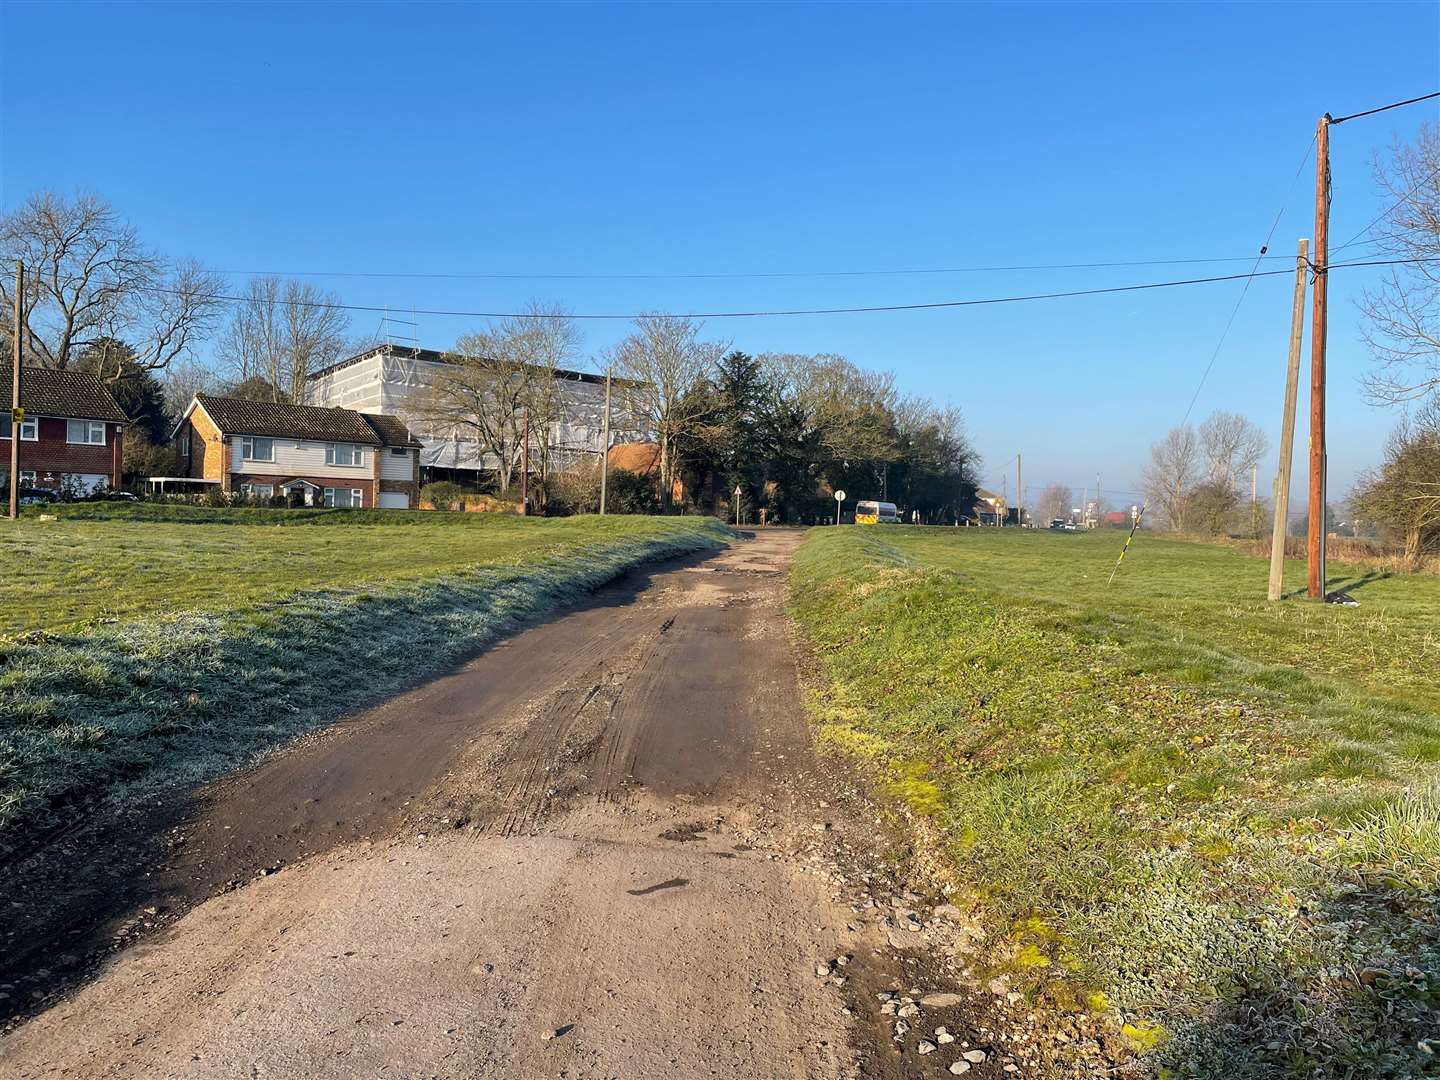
left=144, top=256, right=1430, bottom=322
left=1329, top=91, right=1440, bottom=126
left=209, top=253, right=1322, bottom=283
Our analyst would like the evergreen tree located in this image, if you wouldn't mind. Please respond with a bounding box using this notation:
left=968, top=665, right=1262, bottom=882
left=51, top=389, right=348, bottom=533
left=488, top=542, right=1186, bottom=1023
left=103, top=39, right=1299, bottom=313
left=74, top=338, right=171, bottom=444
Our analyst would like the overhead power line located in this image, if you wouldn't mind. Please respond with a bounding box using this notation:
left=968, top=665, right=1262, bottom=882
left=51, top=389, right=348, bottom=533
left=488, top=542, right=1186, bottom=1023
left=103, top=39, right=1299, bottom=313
left=210, top=253, right=1330, bottom=282
left=149, top=256, right=1433, bottom=322
left=1329, top=90, right=1440, bottom=126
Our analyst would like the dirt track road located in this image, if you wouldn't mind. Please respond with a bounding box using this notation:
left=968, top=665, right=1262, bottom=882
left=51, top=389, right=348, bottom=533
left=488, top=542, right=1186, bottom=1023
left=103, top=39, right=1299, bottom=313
left=6, top=530, right=999, bottom=1079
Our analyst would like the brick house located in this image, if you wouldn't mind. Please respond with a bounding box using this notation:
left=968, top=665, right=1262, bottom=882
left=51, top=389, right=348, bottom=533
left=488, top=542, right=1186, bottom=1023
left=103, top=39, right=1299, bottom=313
left=171, top=395, right=421, bottom=508
left=1, top=363, right=128, bottom=496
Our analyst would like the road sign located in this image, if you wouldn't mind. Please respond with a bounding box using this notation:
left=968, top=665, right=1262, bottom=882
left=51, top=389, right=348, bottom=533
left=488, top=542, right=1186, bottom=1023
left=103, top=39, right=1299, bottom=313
left=833, top=489, right=846, bottom=527
left=833, top=490, right=846, bottom=502
left=10, top=407, right=22, bottom=424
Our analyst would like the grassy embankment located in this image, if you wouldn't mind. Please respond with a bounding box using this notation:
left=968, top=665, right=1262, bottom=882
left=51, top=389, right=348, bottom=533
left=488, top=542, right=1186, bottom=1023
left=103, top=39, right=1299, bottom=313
left=0, top=506, right=728, bottom=849
left=790, top=526, right=1440, bottom=1078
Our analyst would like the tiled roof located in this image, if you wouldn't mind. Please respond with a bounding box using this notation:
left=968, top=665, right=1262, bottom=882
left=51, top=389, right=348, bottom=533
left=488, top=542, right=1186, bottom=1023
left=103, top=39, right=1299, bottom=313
left=1, top=364, right=129, bottom=422
left=195, top=395, right=385, bottom=444
left=607, top=441, right=661, bottom=475
left=360, top=412, right=422, bottom=448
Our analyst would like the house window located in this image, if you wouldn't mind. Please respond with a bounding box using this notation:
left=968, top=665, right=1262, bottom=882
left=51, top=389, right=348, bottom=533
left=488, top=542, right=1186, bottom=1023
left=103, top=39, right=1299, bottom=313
left=390, top=446, right=408, bottom=457
left=2, top=469, right=38, bottom=488
left=0, top=415, right=38, bottom=440
left=241, top=483, right=275, bottom=500
left=325, top=443, right=364, bottom=466
left=240, top=436, right=275, bottom=462
left=323, top=487, right=364, bottom=508
left=179, top=431, right=191, bottom=456
left=66, top=419, right=107, bottom=445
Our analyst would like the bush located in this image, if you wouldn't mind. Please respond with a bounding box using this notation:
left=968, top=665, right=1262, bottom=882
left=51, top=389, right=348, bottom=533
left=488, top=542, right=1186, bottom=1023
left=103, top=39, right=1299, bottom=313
left=607, top=468, right=659, bottom=515
left=546, top=462, right=602, bottom=516
left=1186, top=480, right=1240, bottom=536
left=421, top=481, right=466, bottom=512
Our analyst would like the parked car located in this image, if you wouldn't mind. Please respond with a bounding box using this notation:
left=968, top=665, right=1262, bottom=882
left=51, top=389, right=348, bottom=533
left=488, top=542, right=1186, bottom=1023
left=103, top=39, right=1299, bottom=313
left=17, top=487, right=56, bottom=505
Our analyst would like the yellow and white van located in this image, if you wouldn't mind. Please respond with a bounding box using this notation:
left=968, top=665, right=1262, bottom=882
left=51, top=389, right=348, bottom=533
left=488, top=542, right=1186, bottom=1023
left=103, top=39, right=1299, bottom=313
left=855, top=500, right=900, bottom=524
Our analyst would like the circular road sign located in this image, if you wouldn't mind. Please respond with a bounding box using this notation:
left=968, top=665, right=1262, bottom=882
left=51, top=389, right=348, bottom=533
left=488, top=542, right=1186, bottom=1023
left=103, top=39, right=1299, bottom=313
left=834, top=490, right=846, bottom=502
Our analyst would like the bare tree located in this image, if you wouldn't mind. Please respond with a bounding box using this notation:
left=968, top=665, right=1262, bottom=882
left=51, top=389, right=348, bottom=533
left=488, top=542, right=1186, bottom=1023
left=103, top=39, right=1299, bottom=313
left=282, top=281, right=350, bottom=403
left=0, top=190, right=224, bottom=373
left=162, top=356, right=221, bottom=416
left=1036, top=483, right=1072, bottom=523
left=770, top=352, right=899, bottom=466
left=508, top=302, right=583, bottom=505
left=216, top=277, right=349, bottom=402
left=1142, top=425, right=1201, bottom=530
left=1198, top=410, right=1268, bottom=492
left=408, top=307, right=579, bottom=495
left=1358, top=123, right=1440, bottom=405
left=410, top=335, right=529, bottom=492
left=608, top=315, right=728, bottom=510
left=216, top=276, right=282, bottom=394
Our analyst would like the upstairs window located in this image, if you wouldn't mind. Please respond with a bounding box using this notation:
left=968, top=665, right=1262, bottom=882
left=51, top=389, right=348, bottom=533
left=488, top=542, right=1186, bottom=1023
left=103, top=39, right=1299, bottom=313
left=325, top=443, right=364, bottom=466
left=240, top=436, right=275, bottom=462
left=390, top=446, right=408, bottom=457
left=1, top=415, right=38, bottom=440
left=179, top=431, right=191, bottom=456
left=66, top=419, right=107, bottom=445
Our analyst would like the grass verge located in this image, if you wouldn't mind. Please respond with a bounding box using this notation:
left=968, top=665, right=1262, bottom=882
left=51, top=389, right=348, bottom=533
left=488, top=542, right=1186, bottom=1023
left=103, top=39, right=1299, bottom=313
left=3, top=505, right=716, bottom=633
left=789, top=526, right=1440, bottom=1079
left=0, top=513, right=728, bottom=853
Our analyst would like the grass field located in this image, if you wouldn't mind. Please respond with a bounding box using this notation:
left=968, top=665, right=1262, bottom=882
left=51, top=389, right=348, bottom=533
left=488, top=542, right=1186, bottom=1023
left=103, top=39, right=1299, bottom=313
left=2, top=504, right=715, bottom=634
left=0, top=507, right=729, bottom=849
left=790, top=526, right=1440, bottom=1078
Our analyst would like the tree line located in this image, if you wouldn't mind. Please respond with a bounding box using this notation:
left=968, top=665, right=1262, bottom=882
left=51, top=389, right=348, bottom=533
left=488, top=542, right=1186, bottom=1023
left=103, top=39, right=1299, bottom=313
left=410, top=308, right=979, bottom=522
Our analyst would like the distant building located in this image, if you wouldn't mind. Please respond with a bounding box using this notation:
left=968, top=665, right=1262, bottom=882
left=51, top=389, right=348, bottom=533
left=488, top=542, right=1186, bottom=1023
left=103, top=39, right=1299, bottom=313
left=2, top=363, right=128, bottom=496
left=305, top=344, right=640, bottom=488
left=171, top=394, right=421, bottom=508
left=972, top=488, right=1007, bottom=525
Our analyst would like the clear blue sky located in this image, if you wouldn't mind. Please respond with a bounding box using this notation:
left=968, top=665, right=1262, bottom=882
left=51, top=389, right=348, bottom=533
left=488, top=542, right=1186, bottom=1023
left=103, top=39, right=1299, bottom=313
left=2, top=1, right=1437, bottom=506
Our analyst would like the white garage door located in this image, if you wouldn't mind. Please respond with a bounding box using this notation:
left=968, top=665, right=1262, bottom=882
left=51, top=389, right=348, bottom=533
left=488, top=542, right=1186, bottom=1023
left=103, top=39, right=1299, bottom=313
left=64, top=473, right=109, bottom=495
left=378, top=491, right=410, bottom=509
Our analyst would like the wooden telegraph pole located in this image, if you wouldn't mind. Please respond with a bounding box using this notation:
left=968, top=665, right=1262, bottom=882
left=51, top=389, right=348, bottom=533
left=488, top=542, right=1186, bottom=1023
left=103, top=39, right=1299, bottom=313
left=598, top=367, right=612, bottom=516
left=1016, top=454, right=1022, bottom=526
left=1308, top=115, right=1331, bottom=600
left=9, top=261, right=21, bottom=521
